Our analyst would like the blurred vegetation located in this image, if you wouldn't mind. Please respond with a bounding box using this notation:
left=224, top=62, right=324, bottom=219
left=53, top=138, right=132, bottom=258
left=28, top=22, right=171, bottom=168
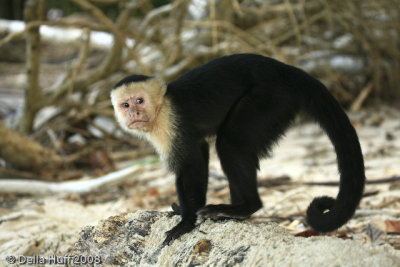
left=0, top=0, right=172, bottom=20
left=0, top=0, right=399, bottom=179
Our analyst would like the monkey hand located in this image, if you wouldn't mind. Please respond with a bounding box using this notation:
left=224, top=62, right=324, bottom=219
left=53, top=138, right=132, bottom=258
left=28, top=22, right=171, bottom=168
left=162, top=220, right=195, bottom=247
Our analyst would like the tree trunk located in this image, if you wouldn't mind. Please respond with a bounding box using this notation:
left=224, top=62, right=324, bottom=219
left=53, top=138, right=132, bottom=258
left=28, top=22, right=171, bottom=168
left=17, top=0, right=46, bottom=134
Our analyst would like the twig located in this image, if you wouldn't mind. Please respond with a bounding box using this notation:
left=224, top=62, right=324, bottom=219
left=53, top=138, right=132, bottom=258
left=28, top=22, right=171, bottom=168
left=71, top=0, right=150, bottom=74
left=0, top=166, right=42, bottom=180
left=89, top=0, right=121, bottom=3
left=271, top=9, right=327, bottom=47
left=44, top=3, right=131, bottom=105
left=377, top=197, right=400, bottom=209
left=68, top=27, right=91, bottom=97
left=187, top=20, right=276, bottom=55
left=139, top=3, right=173, bottom=31
left=163, top=42, right=230, bottom=80
left=0, top=213, right=23, bottom=223
left=355, top=209, right=400, bottom=217
left=210, top=0, right=218, bottom=50
left=0, top=28, right=27, bottom=48
left=284, top=0, right=301, bottom=47
left=302, top=176, right=400, bottom=186
left=110, top=148, right=155, bottom=162
left=163, top=0, right=188, bottom=67
left=232, top=0, right=243, bottom=17
left=350, top=83, right=373, bottom=112
left=261, top=175, right=400, bottom=188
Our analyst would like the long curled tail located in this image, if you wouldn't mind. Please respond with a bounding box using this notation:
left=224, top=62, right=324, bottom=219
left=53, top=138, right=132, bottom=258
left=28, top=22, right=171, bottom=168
left=293, top=69, right=365, bottom=232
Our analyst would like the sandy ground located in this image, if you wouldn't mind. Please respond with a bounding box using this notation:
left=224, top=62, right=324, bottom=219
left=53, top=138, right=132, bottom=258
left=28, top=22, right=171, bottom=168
left=0, top=106, right=400, bottom=266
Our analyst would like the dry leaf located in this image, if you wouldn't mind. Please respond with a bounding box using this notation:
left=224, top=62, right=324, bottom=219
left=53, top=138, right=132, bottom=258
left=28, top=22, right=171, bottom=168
left=386, top=220, right=400, bottom=233
left=148, top=187, right=160, bottom=198
left=295, top=229, right=320, bottom=238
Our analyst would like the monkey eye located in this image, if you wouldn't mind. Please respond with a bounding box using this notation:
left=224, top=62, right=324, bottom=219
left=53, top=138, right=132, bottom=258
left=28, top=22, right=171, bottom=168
left=136, top=98, right=144, bottom=104
left=122, top=103, right=129, bottom=108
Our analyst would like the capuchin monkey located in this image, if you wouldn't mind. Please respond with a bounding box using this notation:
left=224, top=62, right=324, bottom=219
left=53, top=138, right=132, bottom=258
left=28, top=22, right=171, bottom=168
left=111, top=54, right=365, bottom=246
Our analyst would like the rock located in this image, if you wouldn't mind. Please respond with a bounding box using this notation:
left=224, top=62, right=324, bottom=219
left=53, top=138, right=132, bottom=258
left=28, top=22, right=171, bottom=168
left=71, top=210, right=400, bottom=266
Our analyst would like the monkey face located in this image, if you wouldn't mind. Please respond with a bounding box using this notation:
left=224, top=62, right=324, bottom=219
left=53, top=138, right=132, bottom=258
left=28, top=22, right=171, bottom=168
left=122, top=95, right=151, bottom=129
left=111, top=79, right=166, bottom=134
left=112, top=90, right=153, bottom=132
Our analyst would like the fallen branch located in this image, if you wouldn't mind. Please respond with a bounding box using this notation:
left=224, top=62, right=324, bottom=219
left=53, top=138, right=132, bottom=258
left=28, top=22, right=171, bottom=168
left=0, top=165, right=144, bottom=194
left=0, top=19, right=111, bottom=49
left=0, top=121, right=63, bottom=175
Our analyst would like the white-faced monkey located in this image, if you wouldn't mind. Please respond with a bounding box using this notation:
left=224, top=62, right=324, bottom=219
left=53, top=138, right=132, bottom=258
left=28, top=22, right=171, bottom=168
left=111, top=54, right=365, bottom=246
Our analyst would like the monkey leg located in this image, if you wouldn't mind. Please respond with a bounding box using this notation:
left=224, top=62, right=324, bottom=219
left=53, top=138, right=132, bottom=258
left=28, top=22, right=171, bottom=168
left=197, top=135, right=263, bottom=220
left=198, top=89, right=297, bottom=220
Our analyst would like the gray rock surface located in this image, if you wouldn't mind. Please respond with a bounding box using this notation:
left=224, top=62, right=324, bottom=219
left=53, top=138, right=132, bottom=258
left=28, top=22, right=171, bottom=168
left=71, top=210, right=400, bottom=266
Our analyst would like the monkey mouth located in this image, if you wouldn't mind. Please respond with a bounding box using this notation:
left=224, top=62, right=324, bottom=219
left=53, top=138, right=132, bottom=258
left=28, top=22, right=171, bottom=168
left=128, top=120, right=149, bottom=129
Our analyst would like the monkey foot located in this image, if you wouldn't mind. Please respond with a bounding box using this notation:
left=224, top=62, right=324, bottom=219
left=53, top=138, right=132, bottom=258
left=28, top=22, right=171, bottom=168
left=197, top=204, right=251, bottom=220
left=162, top=220, right=195, bottom=247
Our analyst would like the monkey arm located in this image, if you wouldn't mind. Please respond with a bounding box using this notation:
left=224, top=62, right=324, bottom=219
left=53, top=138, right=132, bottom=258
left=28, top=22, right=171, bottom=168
left=162, top=141, right=209, bottom=246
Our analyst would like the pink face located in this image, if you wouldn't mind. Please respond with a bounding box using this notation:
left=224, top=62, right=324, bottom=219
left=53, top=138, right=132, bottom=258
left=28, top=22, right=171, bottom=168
left=118, top=94, right=151, bottom=130
left=112, top=79, right=166, bottom=134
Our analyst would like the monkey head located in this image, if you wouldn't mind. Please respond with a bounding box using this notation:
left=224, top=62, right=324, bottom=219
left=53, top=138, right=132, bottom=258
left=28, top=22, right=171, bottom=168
left=111, top=78, right=167, bottom=134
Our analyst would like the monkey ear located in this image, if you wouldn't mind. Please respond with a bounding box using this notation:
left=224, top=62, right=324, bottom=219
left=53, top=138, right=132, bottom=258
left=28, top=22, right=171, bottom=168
left=152, top=76, right=167, bottom=97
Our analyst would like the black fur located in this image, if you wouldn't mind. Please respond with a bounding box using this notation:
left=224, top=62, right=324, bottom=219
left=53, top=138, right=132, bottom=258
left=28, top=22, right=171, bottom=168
left=113, top=74, right=152, bottom=89
left=120, top=54, right=365, bottom=245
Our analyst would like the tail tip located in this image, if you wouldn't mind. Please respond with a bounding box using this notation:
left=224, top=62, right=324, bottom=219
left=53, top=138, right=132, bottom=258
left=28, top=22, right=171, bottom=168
left=306, top=196, right=337, bottom=232
left=307, top=196, right=335, bottom=216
